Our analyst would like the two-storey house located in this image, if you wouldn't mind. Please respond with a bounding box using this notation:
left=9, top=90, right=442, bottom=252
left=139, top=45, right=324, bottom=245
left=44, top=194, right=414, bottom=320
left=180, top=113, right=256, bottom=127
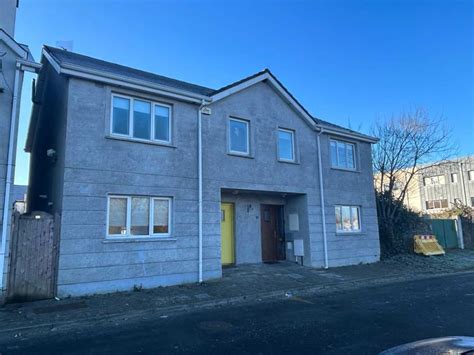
left=25, top=46, right=380, bottom=297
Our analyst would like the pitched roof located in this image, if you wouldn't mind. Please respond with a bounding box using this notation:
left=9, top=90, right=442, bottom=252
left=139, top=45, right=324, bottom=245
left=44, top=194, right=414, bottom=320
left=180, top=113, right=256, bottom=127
left=41, top=46, right=377, bottom=142
left=0, top=28, right=28, bottom=58
left=44, top=46, right=215, bottom=96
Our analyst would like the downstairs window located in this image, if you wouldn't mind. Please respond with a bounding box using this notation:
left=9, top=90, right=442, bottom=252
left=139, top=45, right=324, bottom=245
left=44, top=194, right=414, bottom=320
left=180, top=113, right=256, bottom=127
left=107, top=195, right=171, bottom=237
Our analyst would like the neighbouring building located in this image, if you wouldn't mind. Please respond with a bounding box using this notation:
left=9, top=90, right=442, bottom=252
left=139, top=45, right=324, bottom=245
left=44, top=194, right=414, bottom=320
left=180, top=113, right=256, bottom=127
left=416, top=157, right=474, bottom=213
left=23, top=46, right=380, bottom=297
left=377, top=157, right=474, bottom=214
left=0, top=0, right=40, bottom=297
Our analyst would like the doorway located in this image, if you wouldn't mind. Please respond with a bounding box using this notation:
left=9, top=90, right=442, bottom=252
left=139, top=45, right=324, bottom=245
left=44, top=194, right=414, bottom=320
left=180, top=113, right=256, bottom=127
left=221, top=203, right=235, bottom=265
left=260, top=205, right=285, bottom=262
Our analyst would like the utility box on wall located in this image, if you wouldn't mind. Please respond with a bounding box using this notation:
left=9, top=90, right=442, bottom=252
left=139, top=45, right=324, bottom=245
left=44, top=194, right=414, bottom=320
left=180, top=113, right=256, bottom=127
left=293, top=239, right=304, bottom=256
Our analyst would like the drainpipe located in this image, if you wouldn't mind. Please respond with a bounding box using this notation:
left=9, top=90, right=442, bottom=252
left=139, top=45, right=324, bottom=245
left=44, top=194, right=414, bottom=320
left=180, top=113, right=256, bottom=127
left=316, top=129, right=329, bottom=269
left=459, top=162, right=468, bottom=206
left=0, top=63, right=21, bottom=290
left=197, top=100, right=206, bottom=283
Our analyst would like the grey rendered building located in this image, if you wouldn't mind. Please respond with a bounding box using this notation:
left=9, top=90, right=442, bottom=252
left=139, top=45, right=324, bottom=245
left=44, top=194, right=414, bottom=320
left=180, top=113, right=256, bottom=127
left=0, top=0, right=40, bottom=295
left=26, top=46, right=380, bottom=297
left=417, top=157, right=474, bottom=213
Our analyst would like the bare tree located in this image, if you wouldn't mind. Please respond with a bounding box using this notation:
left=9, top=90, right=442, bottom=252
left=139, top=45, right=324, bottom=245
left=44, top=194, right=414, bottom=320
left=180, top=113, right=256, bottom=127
left=372, top=108, right=456, bottom=222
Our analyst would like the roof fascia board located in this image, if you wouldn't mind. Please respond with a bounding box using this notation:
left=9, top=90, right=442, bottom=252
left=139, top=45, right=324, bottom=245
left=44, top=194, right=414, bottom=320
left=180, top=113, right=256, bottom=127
left=42, top=48, right=211, bottom=104
left=63, top=66, right=209, bottom=104
left=317, top=126, right=379, bottom=143
left=0, top=30, right=27, bottom=58
left=17, top=58, right=42, bottom=73
left=42, top=48, right=61, bottom=73
left=60, top=67, right=207, bottom=104
left=211, top=72, right=316, bottom=128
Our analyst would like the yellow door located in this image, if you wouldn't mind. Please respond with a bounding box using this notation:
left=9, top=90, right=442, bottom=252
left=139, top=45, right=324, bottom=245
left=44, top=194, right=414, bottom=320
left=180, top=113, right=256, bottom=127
left=221, top=203, right=235, bottom=265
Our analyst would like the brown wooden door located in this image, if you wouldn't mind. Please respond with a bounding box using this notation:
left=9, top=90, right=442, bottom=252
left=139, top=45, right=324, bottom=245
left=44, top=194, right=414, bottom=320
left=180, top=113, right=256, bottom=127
left=260, top=205, right=282, bottom=262
left=7, top=212, right=61, bottom=302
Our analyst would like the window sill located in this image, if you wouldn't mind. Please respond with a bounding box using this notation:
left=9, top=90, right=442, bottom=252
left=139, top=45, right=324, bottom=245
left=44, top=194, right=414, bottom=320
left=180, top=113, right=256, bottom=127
left=336, top=231, right=365, bottom=236
left=105, top=135, right=176, bottom=148
left=103, top=237, right=176, bottom=243
left=227, top=152, right=254, bottom=159
left=331, top=166, right=359, bottom=173
left=278, top=159, right=299, bottom=165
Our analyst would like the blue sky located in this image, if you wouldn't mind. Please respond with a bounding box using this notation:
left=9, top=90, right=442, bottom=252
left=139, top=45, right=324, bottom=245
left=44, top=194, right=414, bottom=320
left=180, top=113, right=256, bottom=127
left=13, top=0, right=473, bottom=184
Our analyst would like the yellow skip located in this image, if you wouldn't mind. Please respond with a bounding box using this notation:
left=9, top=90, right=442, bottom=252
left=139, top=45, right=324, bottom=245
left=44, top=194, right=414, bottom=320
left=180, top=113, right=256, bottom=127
left=414, top=235, right=445, bottom=256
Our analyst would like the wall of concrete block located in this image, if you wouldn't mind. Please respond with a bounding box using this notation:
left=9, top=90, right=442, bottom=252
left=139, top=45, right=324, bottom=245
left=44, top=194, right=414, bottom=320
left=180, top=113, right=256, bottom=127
left=27, top=66, right=380, bottom=296
left=0, top=42, right=24, bottom=293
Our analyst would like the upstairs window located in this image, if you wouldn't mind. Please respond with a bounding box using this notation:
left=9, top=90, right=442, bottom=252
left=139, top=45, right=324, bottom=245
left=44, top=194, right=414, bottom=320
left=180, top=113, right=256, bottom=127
left=335, top=205, right=361, bottom=233
left=229, top=118, right=249, bottom=155
left=330, top=139, right=356, bottom=170
left=278, top=129, right=295, bottom=162
left=451, top=173, right=458, bottom=183
left=111, top=94, right=172, bottom=143
left=112, top=97, right=130, bottom=135
left=133, top=100, right=151, bottom=140
left=423, top=175, right=446, bottom=186
left=469, top=171, right=474, bottom=181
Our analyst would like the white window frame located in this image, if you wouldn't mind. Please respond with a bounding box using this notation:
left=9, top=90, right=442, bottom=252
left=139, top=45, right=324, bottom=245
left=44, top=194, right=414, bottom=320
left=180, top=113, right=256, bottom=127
left=451, top=173, right=458, bottom=184
left=228, top=117, right=250, bottom=155
left=423, top=175, right=446, bottom=186
left=106, top=195, right=172, bottom=239
left=335, top=205, right=361, bottom=233
left=277, top=128, right=296, bottom=162
left=425, top=199, right=448, bottom=210
left=469, top=171, right=474, bottom=181
left=110, top=94, right=172, bottom=144
left=330, top=139, right=356, bottom=170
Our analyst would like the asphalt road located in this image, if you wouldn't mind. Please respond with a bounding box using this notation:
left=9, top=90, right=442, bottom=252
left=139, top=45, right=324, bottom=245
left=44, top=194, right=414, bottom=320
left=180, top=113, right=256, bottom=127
left=3, top=272, right=474, bottom=354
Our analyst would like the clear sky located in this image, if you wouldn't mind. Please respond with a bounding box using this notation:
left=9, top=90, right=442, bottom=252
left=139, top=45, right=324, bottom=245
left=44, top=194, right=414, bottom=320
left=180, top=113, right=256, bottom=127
left=13, top=0, right=473, bottom=185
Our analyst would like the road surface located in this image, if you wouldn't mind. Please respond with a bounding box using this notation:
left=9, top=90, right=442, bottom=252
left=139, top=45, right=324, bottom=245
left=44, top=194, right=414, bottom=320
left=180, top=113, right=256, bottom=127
left=2, top=272, right=474, bottom=354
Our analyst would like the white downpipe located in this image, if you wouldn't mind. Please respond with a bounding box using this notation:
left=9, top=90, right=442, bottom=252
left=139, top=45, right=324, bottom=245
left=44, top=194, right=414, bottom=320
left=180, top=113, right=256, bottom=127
left=197, top=100, right=205, bottom=283
left=0, top=64, right=21, bottom=290
left=316, top=131, right=329, bottom=269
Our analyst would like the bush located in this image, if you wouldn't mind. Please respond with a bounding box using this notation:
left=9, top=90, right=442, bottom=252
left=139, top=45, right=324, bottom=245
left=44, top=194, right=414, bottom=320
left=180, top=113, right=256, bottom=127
left=376, top=192, right=430, bottom=258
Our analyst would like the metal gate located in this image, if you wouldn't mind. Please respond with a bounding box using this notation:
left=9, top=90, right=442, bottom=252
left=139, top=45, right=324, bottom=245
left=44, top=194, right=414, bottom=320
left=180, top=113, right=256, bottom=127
left=7, top=211, right=61, bottom=302
left=429, top=219, right=458, bottom=249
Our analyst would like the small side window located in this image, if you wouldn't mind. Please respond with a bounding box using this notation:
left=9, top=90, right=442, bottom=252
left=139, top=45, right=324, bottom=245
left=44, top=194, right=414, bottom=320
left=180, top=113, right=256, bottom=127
left=229, top=118, right=249, bottom=155
left=278, top=129, right=295, bottom=162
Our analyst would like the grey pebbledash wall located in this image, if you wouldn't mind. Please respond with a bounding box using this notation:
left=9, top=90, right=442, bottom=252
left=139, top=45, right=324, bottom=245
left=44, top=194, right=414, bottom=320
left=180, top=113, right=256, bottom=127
left=28, top=61, right=380, bottom=297
left=0, top=41, right=25, bottom=292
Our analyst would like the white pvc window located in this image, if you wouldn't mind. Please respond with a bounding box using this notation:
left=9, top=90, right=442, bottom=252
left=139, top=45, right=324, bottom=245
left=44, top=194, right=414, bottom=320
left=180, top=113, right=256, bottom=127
left=426, top=199, right=448, bottom=210
left=451, top=173, right=458, bottom=183
left=423, top=175, right=446, bottom=186
left=107, top=195, right=171, bottom=237
left=335, top=205, right=361, bottom=233
left=111, top=94, right=172, bottom=144
left=469, top=171, right=474, bottom=181
left=330, top=139, right=356, bottom=170
left=278, top=128, right=295, bottom=161
left=229, top=118, right=249, bottom=155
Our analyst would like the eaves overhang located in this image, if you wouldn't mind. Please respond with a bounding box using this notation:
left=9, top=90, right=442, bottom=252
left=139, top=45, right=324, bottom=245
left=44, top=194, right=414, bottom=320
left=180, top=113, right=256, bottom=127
left=42, top=48, right=212, bottom=105
left=315, top=124, right=379, bottom=144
